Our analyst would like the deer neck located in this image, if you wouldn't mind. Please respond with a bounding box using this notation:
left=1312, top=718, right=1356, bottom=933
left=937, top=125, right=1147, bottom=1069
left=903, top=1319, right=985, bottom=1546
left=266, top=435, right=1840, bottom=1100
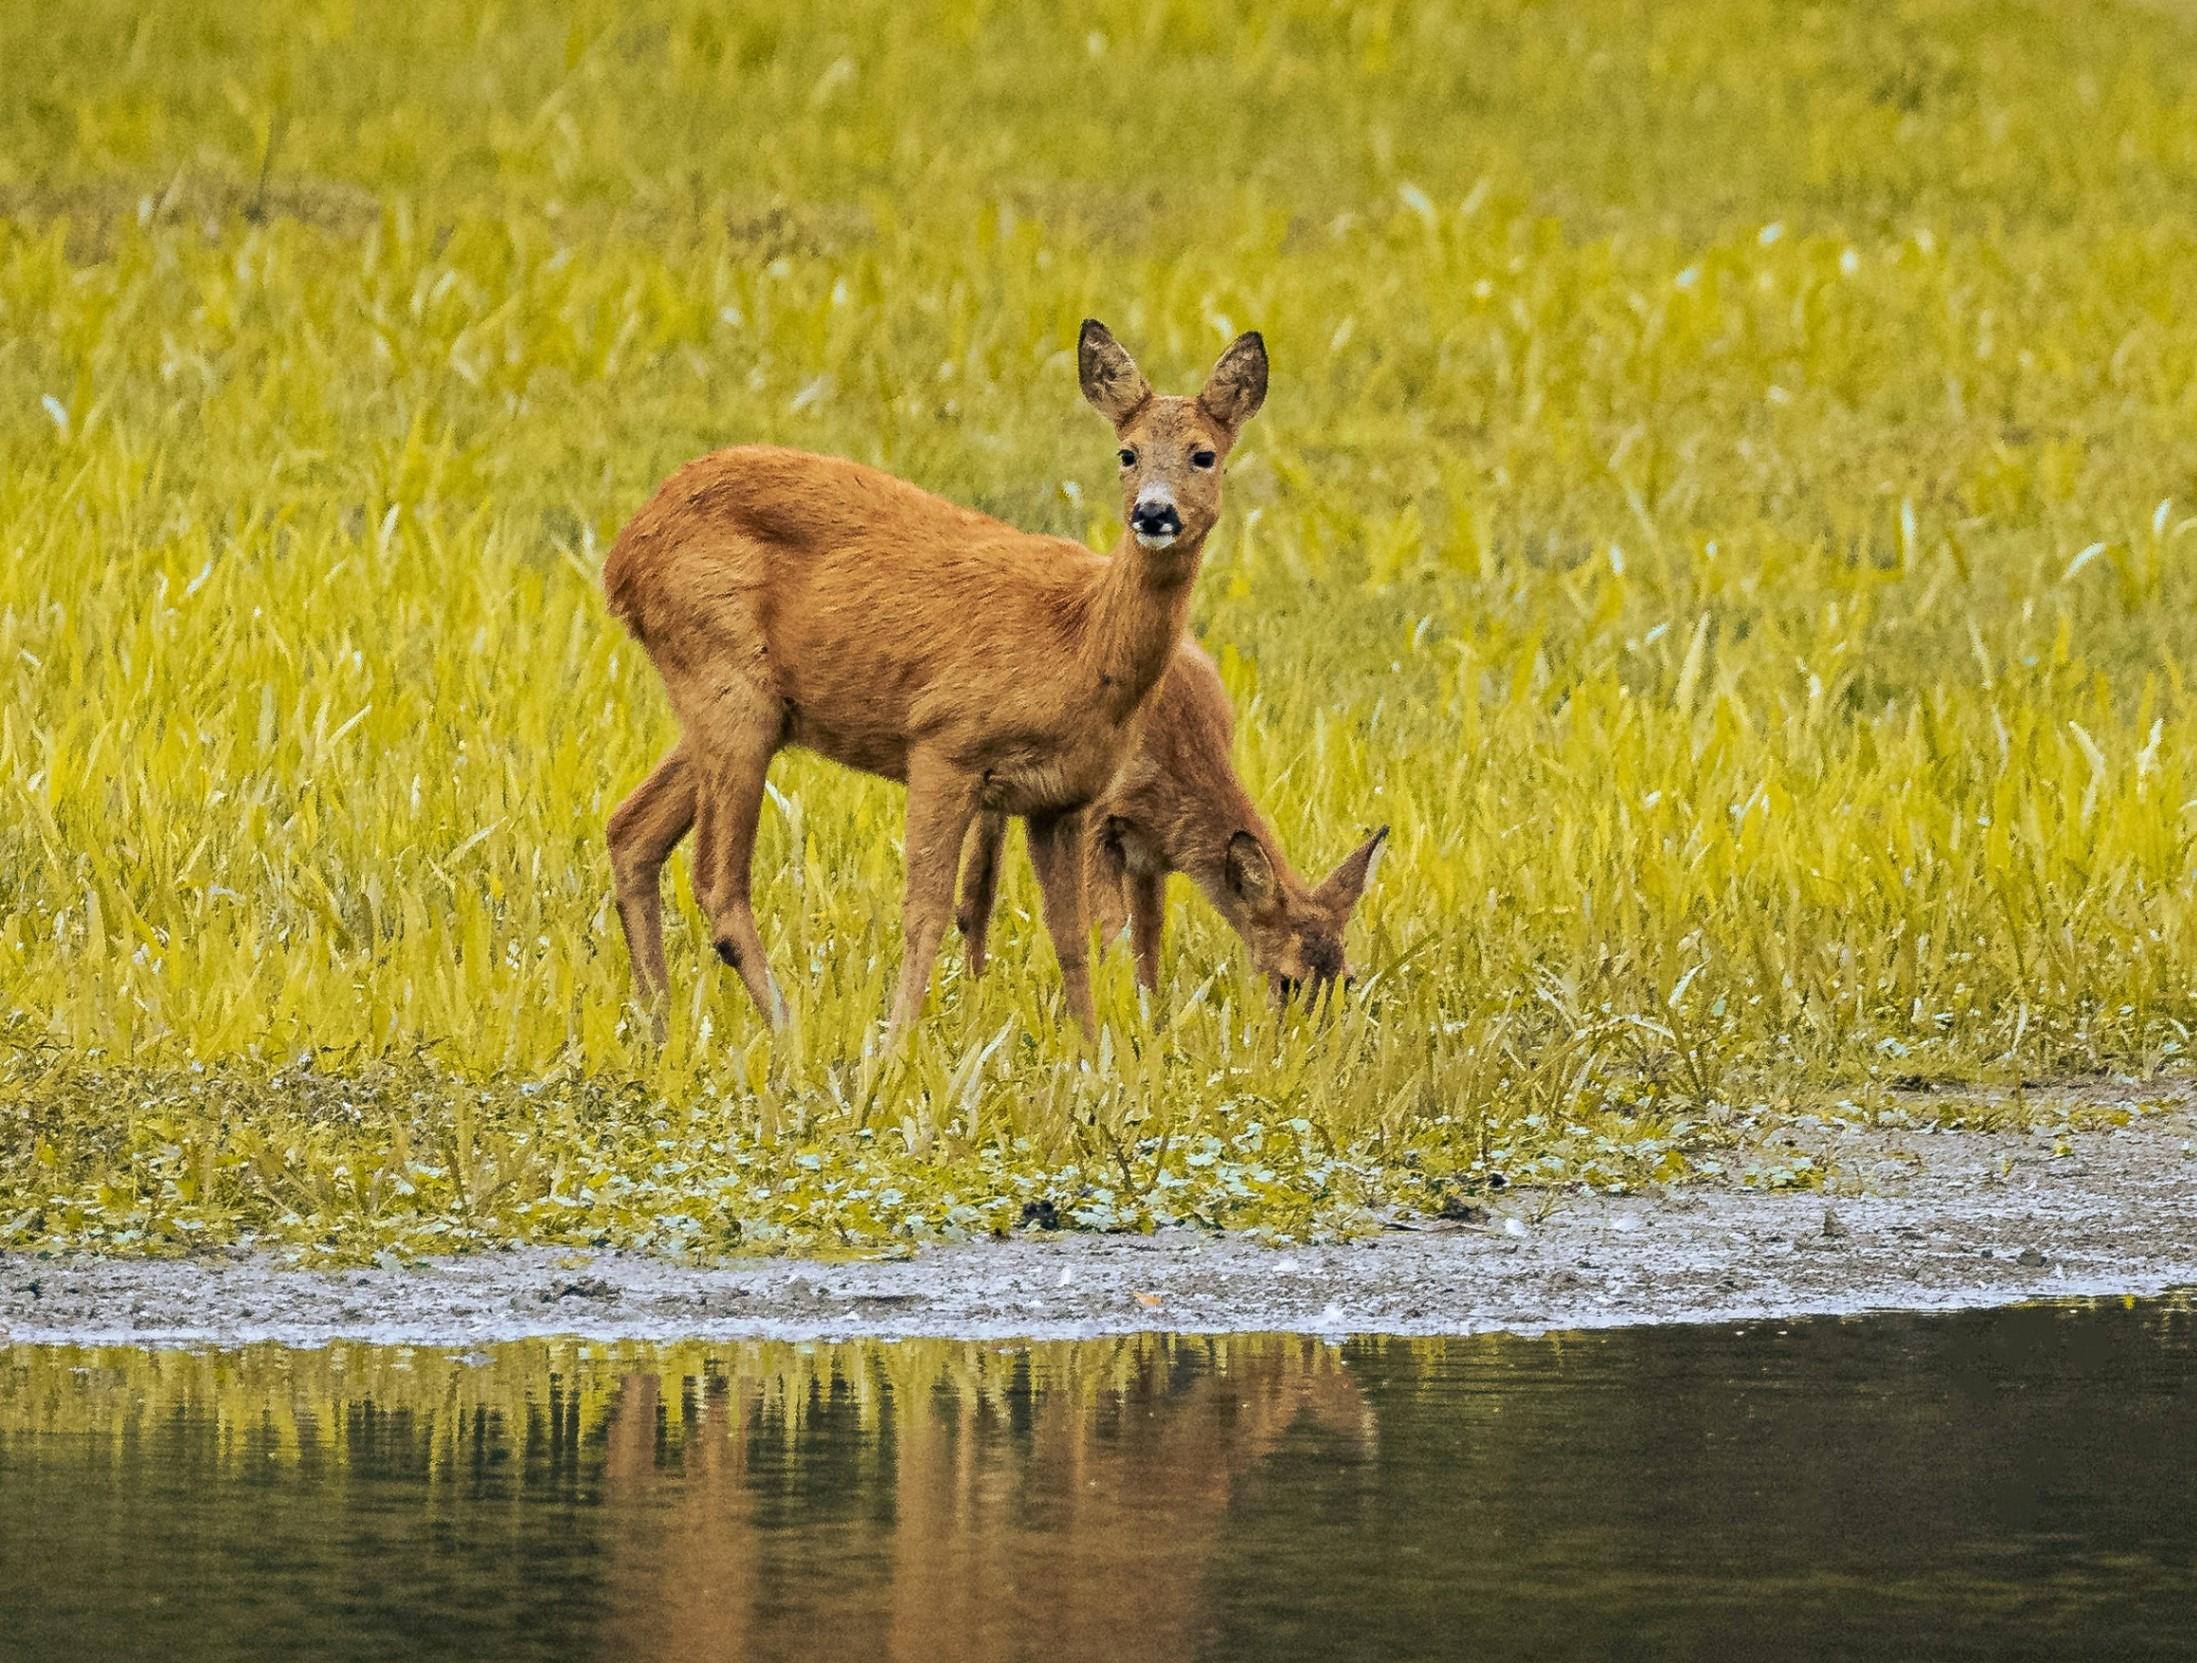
left=1172, top=787, right=1301, bottom=945
left=1080, top=532, right=1203, bottom=720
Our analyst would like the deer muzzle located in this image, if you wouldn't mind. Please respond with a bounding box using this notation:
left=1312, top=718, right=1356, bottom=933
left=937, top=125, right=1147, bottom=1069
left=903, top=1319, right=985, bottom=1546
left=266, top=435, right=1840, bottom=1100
left=1131, top=491, right=1182, bottom=548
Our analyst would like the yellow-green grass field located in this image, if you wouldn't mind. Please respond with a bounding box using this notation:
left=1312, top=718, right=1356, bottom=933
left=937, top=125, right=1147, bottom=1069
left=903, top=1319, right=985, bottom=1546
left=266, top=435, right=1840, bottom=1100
left=5, top=0, right=2197, bottom=1256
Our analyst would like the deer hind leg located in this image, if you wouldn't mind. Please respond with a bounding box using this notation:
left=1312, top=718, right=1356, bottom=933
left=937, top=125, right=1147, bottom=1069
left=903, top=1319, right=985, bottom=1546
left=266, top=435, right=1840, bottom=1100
left=887, top=751, right=981, bottom=1039
left=1026, top=807, right=1098, bottom=1042
left=956, top=811, right=1009, bottom=977
left=684, top=689, right=788, bottom=1029
left=606, top=745, right=698, bottom=1032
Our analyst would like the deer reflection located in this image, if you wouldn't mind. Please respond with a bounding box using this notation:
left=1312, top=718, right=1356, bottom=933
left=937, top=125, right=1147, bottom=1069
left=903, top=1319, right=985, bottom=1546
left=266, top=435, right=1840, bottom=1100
left=597, top=1336, right=1374, bottom=1662
left=599, top=1370, right=761, bottom=1662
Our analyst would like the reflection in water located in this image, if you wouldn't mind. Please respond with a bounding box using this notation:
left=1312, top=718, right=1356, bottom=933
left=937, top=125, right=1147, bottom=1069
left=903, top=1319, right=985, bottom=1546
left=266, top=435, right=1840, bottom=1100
left=0, top=1335, right=1368, bottom=1663
left=593, top=1338, right=1370, bottom=1662
left=1, top=1300, right=2193, bottom=1662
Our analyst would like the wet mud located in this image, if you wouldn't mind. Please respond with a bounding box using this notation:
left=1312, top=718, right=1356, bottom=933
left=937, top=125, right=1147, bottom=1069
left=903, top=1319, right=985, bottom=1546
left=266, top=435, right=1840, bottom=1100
left=4, top=1107, right=2192, bottom=1346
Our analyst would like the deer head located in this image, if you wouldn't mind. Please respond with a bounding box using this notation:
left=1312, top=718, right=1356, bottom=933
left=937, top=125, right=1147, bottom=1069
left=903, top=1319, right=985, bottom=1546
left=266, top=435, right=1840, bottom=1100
left=1079, top=319, right=1267, bottom=566
left=1222, top=824, right=1389, bottom=1009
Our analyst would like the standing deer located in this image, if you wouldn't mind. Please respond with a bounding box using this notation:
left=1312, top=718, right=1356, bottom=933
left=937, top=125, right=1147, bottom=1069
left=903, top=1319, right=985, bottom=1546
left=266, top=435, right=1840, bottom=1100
left=602, top=321, right=1267, bottom=1039
left=957, top=642, right=1387, bottom=1007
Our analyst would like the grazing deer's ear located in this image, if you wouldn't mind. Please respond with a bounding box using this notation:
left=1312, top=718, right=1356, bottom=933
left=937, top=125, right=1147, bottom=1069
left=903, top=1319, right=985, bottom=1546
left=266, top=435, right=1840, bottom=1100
left=1079, top=319, right=1152, bottom=426
left=1314, top=825, right=1389, bottom=911
left=1224, top=830, right=1277, bottom=906
left=1198, top=331, right=1268, bottom=433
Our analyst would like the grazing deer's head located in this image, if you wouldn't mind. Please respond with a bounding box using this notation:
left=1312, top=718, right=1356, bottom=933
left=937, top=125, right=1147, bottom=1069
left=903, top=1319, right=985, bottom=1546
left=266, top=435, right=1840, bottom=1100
left=1079, top=319, right=1267, bottom=562
left=1223, top=824, right=1389, bottom=1009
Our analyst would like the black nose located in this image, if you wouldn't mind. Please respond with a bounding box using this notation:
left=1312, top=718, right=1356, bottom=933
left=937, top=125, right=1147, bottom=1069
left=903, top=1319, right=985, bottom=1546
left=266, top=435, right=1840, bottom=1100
left=1131, top=504, right=1181, bottom=536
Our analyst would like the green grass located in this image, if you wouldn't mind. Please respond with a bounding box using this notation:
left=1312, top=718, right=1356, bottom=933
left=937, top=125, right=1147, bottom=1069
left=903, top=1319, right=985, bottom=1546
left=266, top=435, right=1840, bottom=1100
left=5, top=0, right=2197, bottom=1257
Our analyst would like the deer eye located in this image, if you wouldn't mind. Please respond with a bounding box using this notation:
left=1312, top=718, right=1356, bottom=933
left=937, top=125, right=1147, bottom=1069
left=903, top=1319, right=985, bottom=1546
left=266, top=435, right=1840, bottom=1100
left=1191, top=449, right=1217, bottom=469
left=1118, top=449, right=1137, bottom=468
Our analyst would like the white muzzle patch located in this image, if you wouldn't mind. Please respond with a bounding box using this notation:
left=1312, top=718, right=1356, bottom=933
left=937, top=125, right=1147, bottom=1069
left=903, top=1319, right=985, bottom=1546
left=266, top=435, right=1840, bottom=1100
left=1131, top=489, right=1180, bottom=551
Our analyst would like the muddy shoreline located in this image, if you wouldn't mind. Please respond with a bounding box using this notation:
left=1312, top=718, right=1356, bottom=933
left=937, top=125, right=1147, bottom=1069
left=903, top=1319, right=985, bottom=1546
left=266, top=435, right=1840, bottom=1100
left=4, top=1109, right=2193, bottom=1348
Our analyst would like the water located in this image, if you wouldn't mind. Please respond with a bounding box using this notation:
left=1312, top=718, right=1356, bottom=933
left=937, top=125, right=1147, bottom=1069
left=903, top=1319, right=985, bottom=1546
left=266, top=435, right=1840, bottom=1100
left=2, top=1298, right=2192, bottom=1661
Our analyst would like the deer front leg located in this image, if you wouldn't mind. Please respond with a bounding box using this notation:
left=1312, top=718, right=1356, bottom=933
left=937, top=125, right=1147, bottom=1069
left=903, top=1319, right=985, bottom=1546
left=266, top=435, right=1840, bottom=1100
left=1026, top=807, right=1098, bottom=1042
left=887, top=752, right=981, bottom=1039
left=1125, top=868, right=1165, bottom=993
left=1086, top=817, right=1130, bottom=952
left=956, top=811, right=1009, bottom=977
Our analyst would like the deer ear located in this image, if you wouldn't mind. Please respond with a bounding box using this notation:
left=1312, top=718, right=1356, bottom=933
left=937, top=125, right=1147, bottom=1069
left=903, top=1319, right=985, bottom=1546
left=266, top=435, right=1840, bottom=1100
left=1314, top=825, right=1388, bottom=912
left=1224, top=830, right=1277, bottom=907
left=1198, top=330, right=1268, bottom=433
left=1079, top=319, right=1152, bottom=426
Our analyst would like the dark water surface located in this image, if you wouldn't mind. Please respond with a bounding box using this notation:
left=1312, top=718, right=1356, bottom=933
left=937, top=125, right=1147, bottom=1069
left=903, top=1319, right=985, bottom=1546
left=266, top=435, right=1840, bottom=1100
left=2, top=1298, right=2193, bottom=1661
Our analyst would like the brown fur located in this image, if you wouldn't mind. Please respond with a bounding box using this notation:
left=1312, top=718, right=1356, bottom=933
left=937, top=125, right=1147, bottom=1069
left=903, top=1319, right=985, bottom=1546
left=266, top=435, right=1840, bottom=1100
left=603, top=321, right=1268, bottom=1039
left=957, top=642, right=1387, bottom=1007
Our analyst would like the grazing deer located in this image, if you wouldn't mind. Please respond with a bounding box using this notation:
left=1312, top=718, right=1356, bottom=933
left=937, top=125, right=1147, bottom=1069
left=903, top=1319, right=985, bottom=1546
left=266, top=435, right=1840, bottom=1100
left=603, top=321, right=1267, bottom=1039
left=957, top=642, right=1387, bottom=1008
